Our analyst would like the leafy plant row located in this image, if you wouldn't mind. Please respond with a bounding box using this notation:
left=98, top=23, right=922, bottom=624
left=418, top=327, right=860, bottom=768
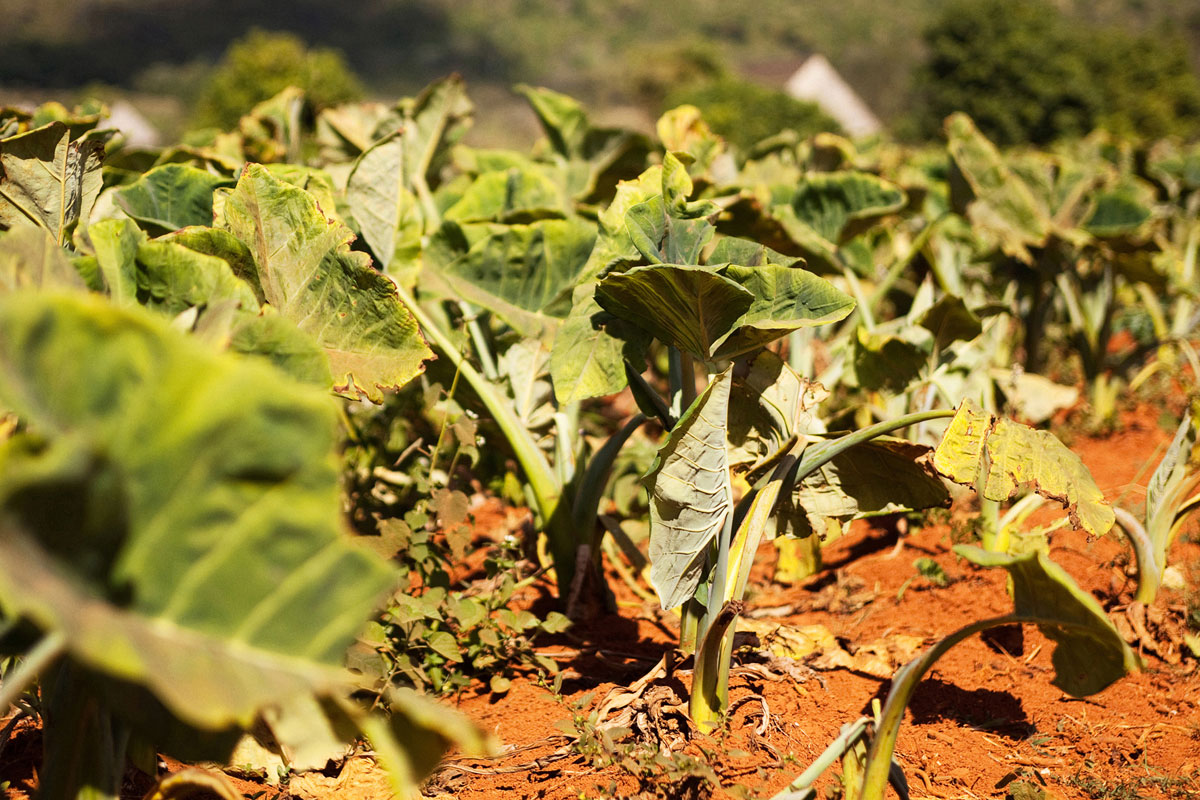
left=0, top=78, right=1196, bottom=800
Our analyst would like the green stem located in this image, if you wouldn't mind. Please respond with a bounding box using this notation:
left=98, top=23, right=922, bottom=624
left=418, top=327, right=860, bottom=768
left=688, top=600, right=742, bottom=732
left=459, top=302, right=499, bottom=381
left=772, top=717, right=873, bottom=800
left=860, top=615, right=1016, bottom=799
left=1112, top=507, right=1161, bottom=605
left=571, top=414, right=646, bottom=531
left=395, top=285, right=568, bottom=580
left=680, top=352, right=698, bottom=412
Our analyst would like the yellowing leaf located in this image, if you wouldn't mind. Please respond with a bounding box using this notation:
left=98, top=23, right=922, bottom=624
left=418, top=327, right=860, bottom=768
left=222, top=164, right=433, bottom=401
left=933, top=401, right=1113, bottom=537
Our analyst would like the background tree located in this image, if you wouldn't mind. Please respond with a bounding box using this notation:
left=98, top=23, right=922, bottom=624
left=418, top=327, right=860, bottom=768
left=663, top=78, right=842, bottom=153
left=911, top=0, right=1200, bottom=145
left=195, top=29, right=364, bottom=129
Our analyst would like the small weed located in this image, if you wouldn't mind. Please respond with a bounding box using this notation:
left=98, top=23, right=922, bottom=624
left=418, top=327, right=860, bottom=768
left=1059, top=763, right=1200, bottom=800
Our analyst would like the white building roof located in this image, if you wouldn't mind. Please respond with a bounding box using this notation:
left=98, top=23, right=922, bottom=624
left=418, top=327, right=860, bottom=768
left=784, top=54, right=882, bottom=139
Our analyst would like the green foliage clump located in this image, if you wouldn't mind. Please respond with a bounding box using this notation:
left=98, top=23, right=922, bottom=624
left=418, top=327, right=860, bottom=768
left=912, top=0, right=1200, bottom=145
left=664, top=78, right=841, bottom=153
left=195, top=29, right=364, bottom=129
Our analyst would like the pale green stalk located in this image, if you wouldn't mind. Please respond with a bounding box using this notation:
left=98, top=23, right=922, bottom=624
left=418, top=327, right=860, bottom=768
left=395, top=284, right=563, bottom=549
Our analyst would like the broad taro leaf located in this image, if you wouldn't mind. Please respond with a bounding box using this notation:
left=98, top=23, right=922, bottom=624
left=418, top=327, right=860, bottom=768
left=788, top=171, right=906, bottom=244
left=548, top=283, right=650, bottom=404
left=580, top=164, right=666, bottom=280
left=89, top=219, right=260, bottom=318
left=516, top=84, right=590, bottom=161
left=646, top=367, right=734, bottom=610
left=0, top=226, right=87, bottom=292
left=346, top=128, right=425, bottom=282
left=769, top=171, right=905, bottom=273
left=784, top=439, right=950, bottom=536
left=0, top=292, right=389, bottom=728
left=114, top=164, right=232, bottom=235
left=1081, top=185, right=1154, bottom=240
left=444, top=166, right=568, bottom=223
left=431, top=217, right=597, bottom=337
left=225, top=311, right=334, bottom=388
left=0, top=293, right=485, bottom=788
left=707, top=236, right=803, bottom=269
left=933, top=401, right=1114, bottom=536
left=515, top=84, right=650, bottom=200
left=852, top=328, right=929, bottom=393
left=0, top=122, right=106, bottom=245
left=221, top=163, right=433, bottom=402
left=711, top=264, right=855, bottom=359
left=956, top=545, right=1140, bottom=695
left=917, top=294, right=982, bottom=351
left=626, top=194, right=714, bottom=265
left=945, top=113, right=1051, bottom=262
left=89, top=217, right=143, bottom=305
left=596, top=263, right=753, bottom=360
left=159, top=226, right=264, bottom=304
left=401, top=75, right=474, bottom=184
left=727, top=350, right=826, bottom=472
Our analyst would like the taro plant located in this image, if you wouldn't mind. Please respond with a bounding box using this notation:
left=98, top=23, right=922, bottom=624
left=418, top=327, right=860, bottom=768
left=0, top=292, right=488, bottom=800
left=348, top=85, right=657, bottom=608
left=1111, top=408, right=1200, bottom=605
left=773, top=401, right=1141, bottom=800
left=945, top=113, right=1165, bottom=426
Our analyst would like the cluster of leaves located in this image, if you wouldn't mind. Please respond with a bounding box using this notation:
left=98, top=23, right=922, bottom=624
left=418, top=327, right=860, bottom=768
left=2, top=64, right=1198, bottom=800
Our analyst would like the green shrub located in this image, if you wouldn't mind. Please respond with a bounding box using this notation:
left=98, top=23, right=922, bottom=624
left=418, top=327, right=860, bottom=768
left=195, top=29, right=364, bottom=129
left=664, top=77, right=841, bottom=152
left=911, top=0, right=1200, bottom=145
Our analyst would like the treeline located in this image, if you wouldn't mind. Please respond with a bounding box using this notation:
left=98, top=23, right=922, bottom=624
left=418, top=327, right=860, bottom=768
left=5, top=0, right=1200, bottom=145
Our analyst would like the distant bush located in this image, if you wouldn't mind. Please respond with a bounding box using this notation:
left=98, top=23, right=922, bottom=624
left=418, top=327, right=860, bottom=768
left=195, top=29, right=364, bottom=129
left=912, top=0, right=1200, bottom=145
left=664, top=78, right=841, bottom=152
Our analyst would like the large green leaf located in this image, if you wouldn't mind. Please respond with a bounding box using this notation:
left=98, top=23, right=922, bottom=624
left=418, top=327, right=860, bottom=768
left=443, top=166, right=568, bottom=223
left=0, top=292, right=391, bottom=722
left=712, top=265, right=855, bottom=359
left=956, top=544, right=1140, bottom=695
left=852, top=328, right=929, bottom=393
left=431, top=217, right=597, bottom=337
left=945, top=113, right=1051, bottom=262
left=548, top=283, right=649, bottom=404
left=0, top=122, right=105, bottom=245
left=345, top=129, right=425, bottom=279
left=0, top=226, right=86, bottom=292
left=785, top=440, right=950, bottom=535
left=159, top=226, right=264, bottom=303
left=788, top=171, right=906, bottom=244
left=115, top=164, right=232, bottom=234
left=626, top=195, right=714, bottom=265
left=727, top=350, right=824, bottom=472
left=932, top=401, right=1114, bottom=536
left=596, top=264, right=753, bottom=360
left=646, top=367, right=734, bottom=610
left=401, top=75, right=474, bottom=186
left=221, top=164, right=433, bottom=402
left=89, top=216, right=143, bottom=305
left=89, top=219, right=259, bottom=317
left=515, top=84, right=650, bottom=200
left=0, top=293, right=486, bottom=788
